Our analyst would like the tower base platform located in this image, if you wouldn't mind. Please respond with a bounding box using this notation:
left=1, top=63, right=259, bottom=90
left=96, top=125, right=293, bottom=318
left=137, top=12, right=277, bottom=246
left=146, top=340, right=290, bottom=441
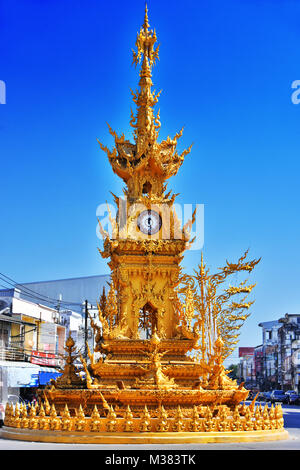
left=0, top=426, right=289, bottom=444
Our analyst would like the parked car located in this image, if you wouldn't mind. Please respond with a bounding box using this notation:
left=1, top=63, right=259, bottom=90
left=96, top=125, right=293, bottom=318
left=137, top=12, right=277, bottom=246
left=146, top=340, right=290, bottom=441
left=270, top=389, right=287, bottom=403
left=263, top=391, right=273, bottom=402
left=0, top=403, right=5, bottom=427
left=284, top=390, right=300, bottom=405
left=0, top=395, right=27, bottom=427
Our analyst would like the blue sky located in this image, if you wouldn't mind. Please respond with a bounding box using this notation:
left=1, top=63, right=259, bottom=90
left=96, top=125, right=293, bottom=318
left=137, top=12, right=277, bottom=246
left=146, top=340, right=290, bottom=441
left=1, top=0, right=300, bottom=361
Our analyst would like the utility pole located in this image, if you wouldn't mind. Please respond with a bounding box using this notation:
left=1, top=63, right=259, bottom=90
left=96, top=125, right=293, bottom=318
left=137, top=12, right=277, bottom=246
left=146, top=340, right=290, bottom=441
left=84, top=300, right=88, bottom=361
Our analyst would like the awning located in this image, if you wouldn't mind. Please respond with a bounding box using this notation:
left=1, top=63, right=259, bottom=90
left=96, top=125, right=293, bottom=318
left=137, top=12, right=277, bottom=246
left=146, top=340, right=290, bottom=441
left=0, top=362, right=61, bottom=387
left=38, top=366, right=61, bottom=385
left=0, top=361, right=40, bottom=387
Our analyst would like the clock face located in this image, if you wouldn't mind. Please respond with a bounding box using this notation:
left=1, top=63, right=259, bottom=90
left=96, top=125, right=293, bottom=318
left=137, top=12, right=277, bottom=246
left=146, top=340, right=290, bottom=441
left=137, top=210, right=162, bottom=235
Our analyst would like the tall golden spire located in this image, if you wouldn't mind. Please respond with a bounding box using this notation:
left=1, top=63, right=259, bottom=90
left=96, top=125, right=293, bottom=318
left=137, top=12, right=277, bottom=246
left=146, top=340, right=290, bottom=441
left=132, top=4, right=160, bottom=68
left=131, top=4, right=161, bottom=154
left=143, top=3, right=150, bottom=31
left=98, top=4, right=193, bottom=192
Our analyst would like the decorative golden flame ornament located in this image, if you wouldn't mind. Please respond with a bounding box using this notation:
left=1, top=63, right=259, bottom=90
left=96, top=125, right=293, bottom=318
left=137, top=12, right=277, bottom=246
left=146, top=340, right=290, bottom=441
left=0, top=5, right=289, bottom=444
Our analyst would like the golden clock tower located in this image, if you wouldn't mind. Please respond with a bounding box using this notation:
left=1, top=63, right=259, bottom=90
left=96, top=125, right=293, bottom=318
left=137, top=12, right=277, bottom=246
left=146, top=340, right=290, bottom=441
left=97, top=5, right=194, bottom=344
left=3, top=6, right=287, bottom=444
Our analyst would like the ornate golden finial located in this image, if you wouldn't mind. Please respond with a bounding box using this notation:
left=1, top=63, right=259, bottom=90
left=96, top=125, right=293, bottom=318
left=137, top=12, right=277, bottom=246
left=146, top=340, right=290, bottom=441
left=28, top=403, right=38, bottom=430
left=38, top=402, right=45, bottom=416
left=20, top=405, right=29, bottom=429
left=13, top=403, right=21, bottom=428
left=99, top=286, right=107, bottom=313
left=230, top=406, right=242, bottom=431
left=157, top=406, right=169, bottom=432
left=275, top=404, right=284, bottom=429
left=20, top=402, right=25, bottom=416
left=140, top=405, right=151, bottom=432
left=216, top=406, right=228, bottom=432
left=61, top=404, right=72, bottom=431
left=4, top=403, right=11, bottom=426
left=253, top=405, right=262, bottom=431
left=184, top=285, right=195, bottom=328
left=173, top=406, right=185, bottom=432
left=143, top=3, right=150, bottom=31
left=9, top=403, right=15, bottom=426
left=106, top=406, right=117, bottom=432
left=200, top=251, right=204, bottom=271
left=38, top=403, right=50, bottom=430
left=202, top=406, right=214, bottom=431
left=42, top=397, right=50, bottom=415
left=124, top=405, right=134, bottom=432
left=269, top=404, right=276, bottom=430
left=243, top=406, right=254, bottom=431
left=75, top=405, right=86, bottom=431
left=191, top=406, right=201, bottom=432
left=49, top=404, right=61, bottom=431
left=239, top=401, right=247, bottom=416
left=91, top=405, right=101, bottom=432
left=262, top=404, right=270, bottom=430
left=132, top=4, right=159, bottom=68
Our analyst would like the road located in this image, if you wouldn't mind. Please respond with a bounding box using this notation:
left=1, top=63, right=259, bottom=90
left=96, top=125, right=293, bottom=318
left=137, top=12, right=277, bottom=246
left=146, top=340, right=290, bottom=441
left=0, top=402, right=299, bottom=450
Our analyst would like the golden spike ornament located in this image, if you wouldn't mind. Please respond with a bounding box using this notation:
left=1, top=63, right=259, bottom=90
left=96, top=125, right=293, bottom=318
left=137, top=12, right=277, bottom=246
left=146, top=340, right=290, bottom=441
left=140, top=405, right=151, bottom=432
left=49, top=404, right=61, bottom=431
left=75, top=405, right=86, bottom=432
left=90, top=405, right=102, bottom=432
left=124, top=405, right=134, bottom=432
left=106, top=406, right=118, bottom=432
left=61, top=404, right=72, bottom=432
left=173, top=406, right=185, bottom=432
left=157, top=406, right=169, bottom=432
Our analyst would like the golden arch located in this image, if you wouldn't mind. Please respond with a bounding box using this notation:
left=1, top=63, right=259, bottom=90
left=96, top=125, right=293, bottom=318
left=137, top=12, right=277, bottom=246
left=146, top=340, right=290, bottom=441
left=138, top=302, right=158, bottom=339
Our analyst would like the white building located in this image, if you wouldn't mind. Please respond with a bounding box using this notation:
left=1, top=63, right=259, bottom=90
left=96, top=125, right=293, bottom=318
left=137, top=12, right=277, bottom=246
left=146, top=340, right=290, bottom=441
left=0, top=275, right=107, bottom=418
left=278, top=314, right=300, bottom=392
left=0, top=288, right=68, bottom=411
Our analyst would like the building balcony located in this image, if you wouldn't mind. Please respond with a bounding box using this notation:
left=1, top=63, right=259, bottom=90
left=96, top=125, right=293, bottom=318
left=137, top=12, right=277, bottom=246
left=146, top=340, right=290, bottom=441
left=0, top=345, right=62, bottom=367
left=0, top=345, right=29, bottom=362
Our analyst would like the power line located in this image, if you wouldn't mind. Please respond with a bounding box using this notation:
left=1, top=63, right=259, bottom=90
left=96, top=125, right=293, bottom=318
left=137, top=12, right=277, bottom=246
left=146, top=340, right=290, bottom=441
left=0, top=280, right=62, bottom=307
left=0, top=276, right=65, bottom=307
left=0, top=272, right=67, bottom=303
left=0, top=272, right=83, bottom=307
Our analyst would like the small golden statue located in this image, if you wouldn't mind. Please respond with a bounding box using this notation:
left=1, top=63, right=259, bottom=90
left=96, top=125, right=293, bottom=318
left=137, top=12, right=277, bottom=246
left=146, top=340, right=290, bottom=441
left=49, top=334, right=86, bottom=390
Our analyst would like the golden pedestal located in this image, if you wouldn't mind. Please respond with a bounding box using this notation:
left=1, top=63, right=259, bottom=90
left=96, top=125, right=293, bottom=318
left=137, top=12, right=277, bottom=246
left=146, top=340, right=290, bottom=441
left=0, top=426, right=289, bottom=445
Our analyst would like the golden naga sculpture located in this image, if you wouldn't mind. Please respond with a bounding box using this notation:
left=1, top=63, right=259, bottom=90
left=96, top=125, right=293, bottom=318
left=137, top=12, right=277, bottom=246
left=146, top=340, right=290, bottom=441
left=1, top=6, right=288, bottom=443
